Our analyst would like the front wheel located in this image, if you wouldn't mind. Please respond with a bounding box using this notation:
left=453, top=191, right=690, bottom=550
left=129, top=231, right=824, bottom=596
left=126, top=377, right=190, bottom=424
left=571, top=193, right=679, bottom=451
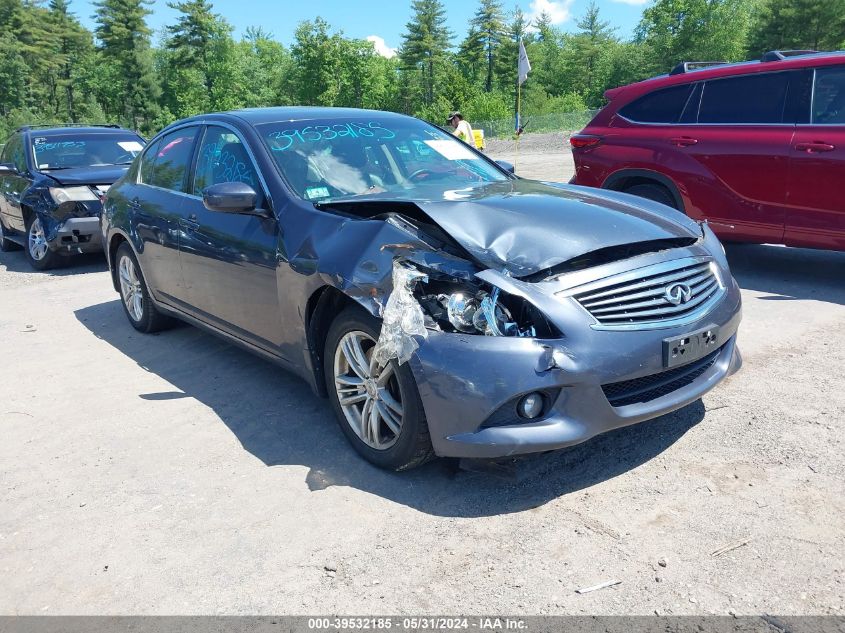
left=324, top=307, right=434, bottom=471
left=115, top=242, right=171, bottom=333
left=25, top=215, right=62, bottom=270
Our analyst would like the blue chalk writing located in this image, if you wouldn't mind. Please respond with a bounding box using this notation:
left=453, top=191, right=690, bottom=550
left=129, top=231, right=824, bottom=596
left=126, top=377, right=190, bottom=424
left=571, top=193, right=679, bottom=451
left=267, top=122, right=395, bottom=151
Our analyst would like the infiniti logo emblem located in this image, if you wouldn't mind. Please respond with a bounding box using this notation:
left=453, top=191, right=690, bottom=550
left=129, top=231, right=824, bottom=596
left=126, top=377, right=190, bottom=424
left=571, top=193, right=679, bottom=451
left=664, top=282, right=693, bottom=305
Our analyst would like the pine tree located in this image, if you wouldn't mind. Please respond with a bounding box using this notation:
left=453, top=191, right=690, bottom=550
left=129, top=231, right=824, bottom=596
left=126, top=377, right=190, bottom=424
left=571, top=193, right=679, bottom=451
left=48, top=0, right=94, bottom=121
left=164, top=0, right=237, bottom=114
left=469, top=0, right=505, bottom=93
left=399, top=0, right=452, bottom=105
left=496, top=7, right=530, bottom=102
left=93, top=0, right=160, bottom=130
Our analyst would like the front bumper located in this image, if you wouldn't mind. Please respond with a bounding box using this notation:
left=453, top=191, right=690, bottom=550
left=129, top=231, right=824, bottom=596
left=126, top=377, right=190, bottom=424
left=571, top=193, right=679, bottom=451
left=409, top=281, right=742, bottom=459
left=49, top=216, right=103, bottom=253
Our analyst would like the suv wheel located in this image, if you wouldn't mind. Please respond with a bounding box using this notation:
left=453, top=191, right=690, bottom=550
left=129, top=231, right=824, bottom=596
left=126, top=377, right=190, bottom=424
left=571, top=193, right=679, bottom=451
left=623, top=183, right=678, bottom=210
left=0, top=219, right=21, bottom=252
left=115, top=242, right=171, bottom=333
left=324, top=307, right=434, bottom=471
left=25, top=215, right=61, bottom=270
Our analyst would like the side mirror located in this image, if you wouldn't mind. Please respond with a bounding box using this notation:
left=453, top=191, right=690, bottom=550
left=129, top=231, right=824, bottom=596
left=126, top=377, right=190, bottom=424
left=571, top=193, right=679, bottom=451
left=495, top=160, right=515, bottom=174
left=0, top=163, right=16, bottom=175
left=202, top=182, right=259, bottom=214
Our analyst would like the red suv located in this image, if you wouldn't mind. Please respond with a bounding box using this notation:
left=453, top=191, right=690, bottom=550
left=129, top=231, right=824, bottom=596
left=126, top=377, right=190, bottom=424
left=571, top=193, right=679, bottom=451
left=571, top=50, right=845, bottom=251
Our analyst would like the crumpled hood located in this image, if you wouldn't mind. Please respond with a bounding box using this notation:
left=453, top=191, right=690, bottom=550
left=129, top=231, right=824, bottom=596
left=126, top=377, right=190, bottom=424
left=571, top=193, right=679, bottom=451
left=42, top=165, right=129, bottom=186
left=413, top=180, right=702, bottom=277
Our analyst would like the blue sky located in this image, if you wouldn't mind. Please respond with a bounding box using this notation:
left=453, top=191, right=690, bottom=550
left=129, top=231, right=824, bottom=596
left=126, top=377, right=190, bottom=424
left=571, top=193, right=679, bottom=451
left=71, top=0, right=650, bottom=52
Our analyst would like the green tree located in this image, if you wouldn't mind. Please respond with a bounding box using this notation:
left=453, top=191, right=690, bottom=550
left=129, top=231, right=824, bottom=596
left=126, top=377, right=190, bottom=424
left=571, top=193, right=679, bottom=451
left=558, top=1, right=618, bottom=106
left=235, top=28, right=294, bottom=107
left=635, top=0, right=754, bottom=74
left=469, top=0, right=505, bottom=93
left=496, top=7, right=531, bottom=114
left=47, top=0, right=96, bottom=121
left=399, top=0, right=452, bottom=105
left=93, top=0, right=160, bottom=131
left=290, top=18, right=342, bottom=105
left=162, top=0, right=241, bottom=116
left=747, top=0, right=845, bottom=54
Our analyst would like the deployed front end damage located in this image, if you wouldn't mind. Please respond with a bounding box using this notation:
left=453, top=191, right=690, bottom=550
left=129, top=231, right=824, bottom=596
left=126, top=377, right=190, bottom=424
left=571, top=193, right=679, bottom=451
left=309, top=195, right=741, bottom=460
left=25, top=186, right=103, bottom=254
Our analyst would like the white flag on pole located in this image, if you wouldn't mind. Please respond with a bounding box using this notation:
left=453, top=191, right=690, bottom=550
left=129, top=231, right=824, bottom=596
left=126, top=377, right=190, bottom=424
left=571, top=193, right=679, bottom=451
left=518, top=39, right=531, bottom=85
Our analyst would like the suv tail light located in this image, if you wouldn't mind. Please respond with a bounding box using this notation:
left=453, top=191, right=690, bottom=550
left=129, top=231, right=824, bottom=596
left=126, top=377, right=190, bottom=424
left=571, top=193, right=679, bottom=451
left=569, top=134, right=603, bottom=150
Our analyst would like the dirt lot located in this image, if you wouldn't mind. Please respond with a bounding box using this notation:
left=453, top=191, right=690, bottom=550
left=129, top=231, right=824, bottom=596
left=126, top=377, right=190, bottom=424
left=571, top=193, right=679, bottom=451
left=1, top=147, right=844, bottom=615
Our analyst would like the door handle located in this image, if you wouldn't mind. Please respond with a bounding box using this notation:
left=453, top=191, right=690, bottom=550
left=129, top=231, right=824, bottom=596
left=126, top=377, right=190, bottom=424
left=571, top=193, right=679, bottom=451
left=795, top=142, right=835, bottom=153
left=670, top=137, right=698, bottom=147
left=181, top=213, right=199, bottom=229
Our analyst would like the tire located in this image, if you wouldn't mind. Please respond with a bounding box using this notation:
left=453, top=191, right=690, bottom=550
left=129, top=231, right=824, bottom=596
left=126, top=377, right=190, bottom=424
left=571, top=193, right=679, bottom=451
left=114, top=242, right=172, bottom=333
left=623, top=183, right=678, bottom=210
left=324, top=306, right=434, bottom=471
left=0, top=218, right=21, bottom=252
left=24, top=215, right=62, bottom=270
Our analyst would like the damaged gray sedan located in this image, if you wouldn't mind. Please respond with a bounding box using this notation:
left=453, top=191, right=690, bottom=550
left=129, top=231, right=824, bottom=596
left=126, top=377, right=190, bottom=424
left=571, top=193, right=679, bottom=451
left=102, top=107, right=742, bottom=470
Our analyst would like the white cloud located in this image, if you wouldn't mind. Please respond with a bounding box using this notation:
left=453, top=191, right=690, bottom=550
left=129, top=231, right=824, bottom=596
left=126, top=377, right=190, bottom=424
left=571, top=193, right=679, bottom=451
left=610, top=0, right=650, bottom=5
left=366, top=35, right=397, bottom=59
left=526, top=0, right=574, bottom=26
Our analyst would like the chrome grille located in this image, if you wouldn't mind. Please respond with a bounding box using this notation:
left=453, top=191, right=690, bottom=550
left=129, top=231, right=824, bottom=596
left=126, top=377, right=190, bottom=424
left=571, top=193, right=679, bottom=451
left=572, top=259, right=723, bottom=327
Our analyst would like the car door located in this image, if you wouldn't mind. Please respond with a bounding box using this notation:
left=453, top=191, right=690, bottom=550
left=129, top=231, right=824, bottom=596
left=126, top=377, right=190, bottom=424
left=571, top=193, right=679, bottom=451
left=1, top=134, right=31, bottom=232
left=130, top=126, right=200, bottom=304
left=666, top=71, right=801, bottom=244
left=785, top=65, right=845, bottom=250
left=178, top=124, right=283, bottom=354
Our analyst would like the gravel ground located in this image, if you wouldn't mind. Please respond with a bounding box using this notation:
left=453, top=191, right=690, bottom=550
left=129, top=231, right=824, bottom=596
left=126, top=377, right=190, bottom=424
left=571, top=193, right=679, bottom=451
left=485, top=131, right=575, bottom=181
left=1, top=151, right=844, bottom=615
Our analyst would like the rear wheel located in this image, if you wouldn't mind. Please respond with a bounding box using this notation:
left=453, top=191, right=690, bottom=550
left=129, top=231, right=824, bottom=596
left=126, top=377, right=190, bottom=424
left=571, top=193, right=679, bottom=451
left=25, top=215, right=62, bottom=270
left=623, top=183, right=678, bottom=210
left=0, top=219, right=21, bottom=252
left=324, top=307, right=434, bottom=471
left=115, top=242, right=171, bottom=333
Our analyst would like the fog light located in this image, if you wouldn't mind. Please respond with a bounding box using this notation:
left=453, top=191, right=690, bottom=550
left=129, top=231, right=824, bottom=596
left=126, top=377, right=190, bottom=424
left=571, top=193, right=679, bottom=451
left=518, top=392, right=544, bottom=419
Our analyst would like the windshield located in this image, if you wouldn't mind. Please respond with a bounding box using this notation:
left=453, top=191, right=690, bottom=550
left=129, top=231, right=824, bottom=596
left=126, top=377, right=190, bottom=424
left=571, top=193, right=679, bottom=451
left=32, top=132, right=145, bottom=170
left=257, top=117, right=508, bottom=203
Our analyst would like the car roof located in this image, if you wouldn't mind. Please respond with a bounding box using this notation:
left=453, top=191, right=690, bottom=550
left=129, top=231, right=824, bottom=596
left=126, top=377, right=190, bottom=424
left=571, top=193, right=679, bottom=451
left=174, top=106, right=417, bottom=128
left=610, top=50, right=845, bottom=98
left=20, top=125, right=139, bottom=136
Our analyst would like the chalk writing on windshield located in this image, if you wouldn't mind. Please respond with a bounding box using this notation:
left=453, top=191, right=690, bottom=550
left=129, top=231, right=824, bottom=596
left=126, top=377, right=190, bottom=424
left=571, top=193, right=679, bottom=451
left=267, top=122, right=395, bottom=151
left=34, top=141, right=86, bottom=151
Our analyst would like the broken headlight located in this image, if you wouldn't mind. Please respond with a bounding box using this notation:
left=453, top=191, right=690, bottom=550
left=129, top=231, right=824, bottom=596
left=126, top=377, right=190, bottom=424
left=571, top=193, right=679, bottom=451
left=417, top=280, right=559, bottom=338
left=49, top=186, right=98, bottom=204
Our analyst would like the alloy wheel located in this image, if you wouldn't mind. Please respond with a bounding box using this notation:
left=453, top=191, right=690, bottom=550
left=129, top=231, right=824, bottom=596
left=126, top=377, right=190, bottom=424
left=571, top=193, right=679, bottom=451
left=118, top=254, right=144, bottom=322
left=28, top=217, right=48, bottom=261
left=333, top=331, right=404, bottom=450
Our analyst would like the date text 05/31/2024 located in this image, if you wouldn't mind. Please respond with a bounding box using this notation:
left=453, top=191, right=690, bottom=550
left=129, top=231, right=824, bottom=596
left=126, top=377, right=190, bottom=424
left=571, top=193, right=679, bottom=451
left=307, top=617, right=528, bottom=630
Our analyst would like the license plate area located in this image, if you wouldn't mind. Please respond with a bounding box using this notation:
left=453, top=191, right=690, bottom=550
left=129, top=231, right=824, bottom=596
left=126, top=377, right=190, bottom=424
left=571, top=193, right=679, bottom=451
left=663, top=326, right=720, bottom=368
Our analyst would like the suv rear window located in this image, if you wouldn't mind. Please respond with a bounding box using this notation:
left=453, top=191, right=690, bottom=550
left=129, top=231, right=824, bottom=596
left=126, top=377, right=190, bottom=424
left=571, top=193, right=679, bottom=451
left=699, top=72, right=790, bottom=124
left=619, top=84, right=693, bottom=123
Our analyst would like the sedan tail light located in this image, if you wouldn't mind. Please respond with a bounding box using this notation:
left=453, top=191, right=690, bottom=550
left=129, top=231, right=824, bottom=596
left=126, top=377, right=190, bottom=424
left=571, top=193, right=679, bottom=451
left=569, top=134, right=603, bottom=149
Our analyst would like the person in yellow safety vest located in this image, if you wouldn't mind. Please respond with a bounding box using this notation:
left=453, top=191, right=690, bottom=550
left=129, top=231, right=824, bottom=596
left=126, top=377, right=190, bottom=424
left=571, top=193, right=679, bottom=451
left=447, top=111, right=475, bottom=146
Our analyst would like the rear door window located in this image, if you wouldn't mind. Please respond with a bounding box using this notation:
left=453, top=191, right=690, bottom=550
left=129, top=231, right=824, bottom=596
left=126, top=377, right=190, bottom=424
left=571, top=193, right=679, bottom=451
left=699, top=72, right=791, bottom=124
left=812, top=66, right=845, bottom=124
left=619, top=84, right=694, bottom=123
